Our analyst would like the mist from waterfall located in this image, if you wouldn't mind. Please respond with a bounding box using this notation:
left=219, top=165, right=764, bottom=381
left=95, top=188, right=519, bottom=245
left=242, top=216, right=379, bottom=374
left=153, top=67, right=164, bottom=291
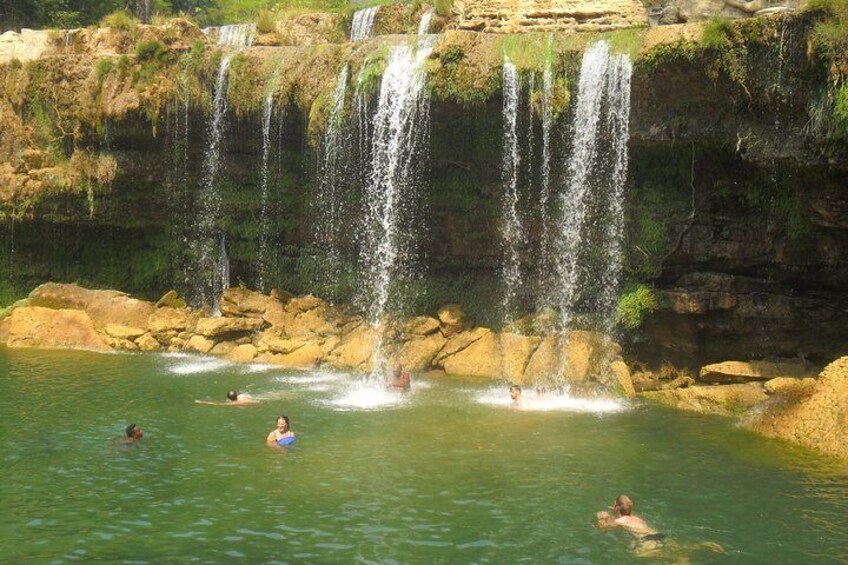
left=350, top=7, right=379, bottom=41
left=552, top=41, right=632, bottom=334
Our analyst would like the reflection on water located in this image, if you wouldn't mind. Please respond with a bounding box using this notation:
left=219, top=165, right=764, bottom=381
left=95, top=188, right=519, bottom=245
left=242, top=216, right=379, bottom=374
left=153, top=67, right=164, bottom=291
left=1, top=346, right=847, bottom=563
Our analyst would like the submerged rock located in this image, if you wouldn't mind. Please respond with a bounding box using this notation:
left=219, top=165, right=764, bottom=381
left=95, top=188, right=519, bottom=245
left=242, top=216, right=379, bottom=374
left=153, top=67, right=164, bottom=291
left=699, top=358, right=818, bottom=384
left=642, top=382, right=768, bottom=416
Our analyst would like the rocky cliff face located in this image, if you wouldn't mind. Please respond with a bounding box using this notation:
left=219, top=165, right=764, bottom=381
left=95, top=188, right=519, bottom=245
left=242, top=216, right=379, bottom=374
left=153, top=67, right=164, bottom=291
left=0, top=10, right=846, bottom=368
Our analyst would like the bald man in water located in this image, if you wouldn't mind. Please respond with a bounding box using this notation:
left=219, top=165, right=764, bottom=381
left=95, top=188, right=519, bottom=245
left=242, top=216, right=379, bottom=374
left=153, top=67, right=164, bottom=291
left=596, top=495, right=663, bottom=540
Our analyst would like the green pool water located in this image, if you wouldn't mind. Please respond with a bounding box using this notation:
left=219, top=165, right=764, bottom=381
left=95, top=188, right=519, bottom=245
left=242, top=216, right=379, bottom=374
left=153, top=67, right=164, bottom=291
left=2, top=346, right=847, bottom=564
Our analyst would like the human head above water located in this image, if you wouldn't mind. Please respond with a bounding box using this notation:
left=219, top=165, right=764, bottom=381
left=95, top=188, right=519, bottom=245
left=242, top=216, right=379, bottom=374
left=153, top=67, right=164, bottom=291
left=614, top=494, right=633, bottom=516
left=276, top=415, right=290, bottom=430
left=227, top=390, right=238, bottom=401
left=509, top=384, right=522, bottom=399
left=125, top=423, right=142, bottom=439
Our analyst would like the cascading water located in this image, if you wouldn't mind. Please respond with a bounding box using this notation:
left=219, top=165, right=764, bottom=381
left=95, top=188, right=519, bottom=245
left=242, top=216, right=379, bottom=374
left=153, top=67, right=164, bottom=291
left=350, top=7, right=379, bottom=41
left=360, top=41, right=433, bottom=378
left=312, top=64, right=351, bottom=299
left=257, top=74, right=280, bottom=294
left=552, top=41, right=632, bottom=336
left=537, top=59, right=554, bottom=311
left=203, top=24, right=257, bottom=48
left=417, top=9, right=434, bottom=35
left=218, top=234, right=230, bottom=300
left=500, top=57, right=523, bottom=323
left=194, top=53, right=234, bottom=310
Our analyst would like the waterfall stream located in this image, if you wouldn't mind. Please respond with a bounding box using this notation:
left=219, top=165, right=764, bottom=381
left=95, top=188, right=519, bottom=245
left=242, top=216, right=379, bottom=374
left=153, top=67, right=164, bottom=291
left=552, top=41, right=632, bottom=335
left=500, top=57, right=522, bottom=323
left=361, top=41, right=433, bottom=377
left=350, top=7, right=379, bottom=41
left=257, top=73, right=281, bottom=294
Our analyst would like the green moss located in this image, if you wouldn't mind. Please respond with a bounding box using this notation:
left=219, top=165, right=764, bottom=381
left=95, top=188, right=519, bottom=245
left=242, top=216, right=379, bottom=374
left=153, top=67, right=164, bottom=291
left=617, top=284, right=657, bottom=330
left=501, top=34, right=552, bottom=71
left=135, top=40, right=167, bottom=62
left=356, top=48, right=389, bottom=95
left=638, top=37, right=698, bottom=74
left=434, top=0, right=453, bottom=17
left=227, top=52, right=263, bottom=116
left=599, top=27, right=647, bottom=61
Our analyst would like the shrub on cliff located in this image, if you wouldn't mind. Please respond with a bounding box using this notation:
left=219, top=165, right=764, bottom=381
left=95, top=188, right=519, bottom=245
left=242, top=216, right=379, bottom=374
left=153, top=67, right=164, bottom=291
left=617, top=285, right=657, bottom=330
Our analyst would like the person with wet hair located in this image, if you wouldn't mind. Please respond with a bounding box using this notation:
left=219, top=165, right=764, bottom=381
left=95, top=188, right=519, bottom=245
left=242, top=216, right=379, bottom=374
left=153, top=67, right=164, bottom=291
left=122, top=423, right=143, bottom=444
left=596, top=494, right=723, bottom=558
left=386, top=363, right=411, bottom=391
left=196, top=390, right=257, bottom=406
left=266, top=415, right=296, bottom=447
left=509, top=384, right=523, bottom=407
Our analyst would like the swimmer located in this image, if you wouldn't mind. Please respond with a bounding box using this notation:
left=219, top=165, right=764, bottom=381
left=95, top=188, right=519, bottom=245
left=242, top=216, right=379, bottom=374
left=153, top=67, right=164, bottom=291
left=597, top=494, right=723, bottom=560
left=266, top=415, right=297, bottom=448
left=196, top=390, right=258, bottom=406
left=386, top=363, right=411, bottom=392
left=121, top=423, right=143, bottom=445
left=596, top=495, right=662, bottom=539
left=509, top=384, right=523, bottom=407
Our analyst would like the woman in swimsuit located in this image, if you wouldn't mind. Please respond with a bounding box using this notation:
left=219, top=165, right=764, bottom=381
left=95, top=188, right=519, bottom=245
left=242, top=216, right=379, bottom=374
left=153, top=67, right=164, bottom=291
left=266, top=415, right=296, bottom=447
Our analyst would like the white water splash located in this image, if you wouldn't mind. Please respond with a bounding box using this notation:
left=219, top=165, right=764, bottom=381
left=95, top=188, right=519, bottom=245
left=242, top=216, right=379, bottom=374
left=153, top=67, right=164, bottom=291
left=319, top=381, right=410, bottom=411
left=417, top=9, right=434, bottom=35
left=350, top=7, right=379, bottom=41
left=476, top=386, right=626, bottom=413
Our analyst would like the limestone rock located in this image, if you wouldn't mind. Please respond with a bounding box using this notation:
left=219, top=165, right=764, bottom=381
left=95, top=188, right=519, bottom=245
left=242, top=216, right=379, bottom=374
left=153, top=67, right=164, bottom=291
left=327, top=324, right=378, bottom=370
left=276, top=343, right=325, bottom=368
left=287, top=295, right=325, bottom=313
left=195, top=317, right=263, bottom=338
left=105, top=336, right=138, bottom=350
left=434, top=327, right=489, bottom=365
left=437, top=304, right=470, bottom=337
left=451, top=0, right=647, bottom=34
left=764, top=377, right=817, bottom=396
left=156, top=290, right=186, bottom=309
left=275, top=12, right=346, bottom=46
left=611, top=359, right=636, bottom=398
left=0, top=306, right=109, bottom=351
left=105, top=323, right=146, bottom=340
left=28, top=283, right=156, bottom=330
left=220, top=287, right=273, bottom=318
left=394, top=332, right=448, bottom=372
left=209, top=341, right=236, bottom=356
left=185, top=335, right=215, bottom=353
left=148, top=307, right=192, bottom=336
left=228, top=344, right=258, bottom=363
left=699, top=358, right=818, bottom=384
left=643, top=383, right=767, bottom=415
left=403, top=316, right=441, bottom=337
left=136, top=333, right=161, bottom=352
left=259, top=335, right=311, bottom=355
left=523, top=332, right=604, bottom=383
left=436, top=330, right=537, bottom=380
left=746, top=357, right=848, bottom=461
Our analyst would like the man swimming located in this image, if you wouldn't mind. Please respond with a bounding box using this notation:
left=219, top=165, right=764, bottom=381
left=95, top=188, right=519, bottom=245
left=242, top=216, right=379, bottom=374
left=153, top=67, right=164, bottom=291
left=596, top=494, right=663, bottom=540
left=121, top=423, right=143, bottom=444
left=196, top=390, right=258, bottom=406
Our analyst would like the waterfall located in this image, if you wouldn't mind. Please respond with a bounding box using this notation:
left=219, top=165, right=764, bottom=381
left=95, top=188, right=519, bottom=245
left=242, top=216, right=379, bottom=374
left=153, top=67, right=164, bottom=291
left=350, top=7, right=379, bottom=41
left=500, top=57, right=522, bottom=323
left=195, top=53, right=234, bottom=309
left=552, top=41, right=632, bottom=335
left=313, top=64, right=351, bottom=299
left=537, top=60, right=554, bottom=311
left=203, top=24, right=257, bottom=48
left=417, top=9, right=434, bottom=35
left=257, top=75, right=279, bottom=294
left=361, top=41, right=432, bottom=377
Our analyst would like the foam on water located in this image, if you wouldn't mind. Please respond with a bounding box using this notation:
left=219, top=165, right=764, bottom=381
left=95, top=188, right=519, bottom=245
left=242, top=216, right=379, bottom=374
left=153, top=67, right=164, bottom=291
left=274, top=371, right=345, bottom=386
left=319, top=381, right=409, bottom=411
left=169, top=357, right=231, bottom=375
left=476, top=386, right=626, bottom=413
